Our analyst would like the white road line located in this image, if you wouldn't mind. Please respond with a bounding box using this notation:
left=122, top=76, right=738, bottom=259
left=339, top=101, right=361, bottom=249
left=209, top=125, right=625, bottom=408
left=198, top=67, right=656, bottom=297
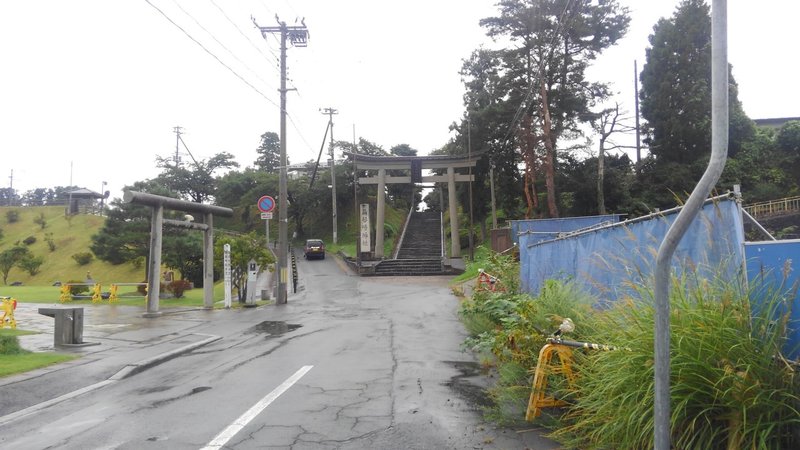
left=200, top=365, right=314, bottom=450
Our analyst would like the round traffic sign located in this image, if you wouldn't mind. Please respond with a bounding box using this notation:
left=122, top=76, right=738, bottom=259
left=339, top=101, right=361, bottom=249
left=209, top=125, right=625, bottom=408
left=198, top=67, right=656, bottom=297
left=257, top=195, right=276, bottom=213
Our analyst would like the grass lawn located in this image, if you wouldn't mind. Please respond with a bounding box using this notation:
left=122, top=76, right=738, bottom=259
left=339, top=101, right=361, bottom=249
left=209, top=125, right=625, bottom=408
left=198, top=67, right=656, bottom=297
left=0, top=352, right=78, bottom=377
left=0, top=328, right=78, bottom=378
left=1, top=282, right=245, bottom=308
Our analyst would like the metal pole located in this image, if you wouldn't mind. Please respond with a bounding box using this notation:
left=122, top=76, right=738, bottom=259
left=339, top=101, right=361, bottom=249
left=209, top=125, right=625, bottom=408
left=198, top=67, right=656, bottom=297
left=490, top=163, right=497, bottom=229
left=467, top=115, right=474, bottom=261
left=653, top=2, right=728, bottom=448
left=277, top=24, right=289, bottom=305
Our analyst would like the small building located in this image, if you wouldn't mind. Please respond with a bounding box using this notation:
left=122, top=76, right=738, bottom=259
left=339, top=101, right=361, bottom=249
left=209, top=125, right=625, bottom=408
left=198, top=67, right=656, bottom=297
left=66, top=188, right=104, bottom=215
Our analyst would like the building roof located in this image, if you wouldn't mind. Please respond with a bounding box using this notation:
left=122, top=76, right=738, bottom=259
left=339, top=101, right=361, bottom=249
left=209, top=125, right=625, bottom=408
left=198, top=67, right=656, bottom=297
left=753, top=117, right=800, bottom=129
left=67, top=188, right=104, bottom=199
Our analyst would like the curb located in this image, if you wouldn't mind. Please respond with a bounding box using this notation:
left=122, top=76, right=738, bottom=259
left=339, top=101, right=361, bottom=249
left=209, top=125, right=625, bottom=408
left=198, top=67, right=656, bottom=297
left=109, top=333, right=221, bottom=380
left=0, top=333, right=221, bottom=426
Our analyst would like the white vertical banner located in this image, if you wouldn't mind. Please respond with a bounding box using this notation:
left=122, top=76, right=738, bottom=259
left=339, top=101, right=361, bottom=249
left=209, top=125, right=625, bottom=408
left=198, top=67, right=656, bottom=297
left=360, top=203, right=371, bottom=252
left=223, top=243, right=232, bottom=308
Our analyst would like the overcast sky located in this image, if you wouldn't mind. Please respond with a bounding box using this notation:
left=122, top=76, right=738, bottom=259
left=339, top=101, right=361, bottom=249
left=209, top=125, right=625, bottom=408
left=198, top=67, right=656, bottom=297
left=1, top=0, right=798, bottom=200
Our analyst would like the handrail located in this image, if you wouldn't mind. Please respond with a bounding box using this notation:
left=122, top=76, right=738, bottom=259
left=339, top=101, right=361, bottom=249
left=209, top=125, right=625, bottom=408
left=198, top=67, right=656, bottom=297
left=743, top=196, right=800, bottom=218
left=440, top=210, right=446, bottom=259
left=393, top=206, right=415, bottom=259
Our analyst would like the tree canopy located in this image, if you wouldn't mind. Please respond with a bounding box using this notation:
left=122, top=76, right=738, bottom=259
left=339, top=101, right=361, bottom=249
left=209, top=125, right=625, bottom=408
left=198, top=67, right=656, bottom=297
left=638, top=0, right=754, bottom=207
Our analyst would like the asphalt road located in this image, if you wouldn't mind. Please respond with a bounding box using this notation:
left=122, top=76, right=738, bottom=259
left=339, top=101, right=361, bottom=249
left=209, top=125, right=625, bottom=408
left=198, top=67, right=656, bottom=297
left=0, top=254, right=557, bottom=449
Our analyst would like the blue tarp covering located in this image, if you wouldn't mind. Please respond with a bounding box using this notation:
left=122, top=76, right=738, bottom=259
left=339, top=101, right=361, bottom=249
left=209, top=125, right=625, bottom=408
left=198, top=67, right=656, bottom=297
left=520, top=197, right=746, bottom=302
left=745, top=240, right=800, bottom=359
left=510, top=214, right=622, bottom=246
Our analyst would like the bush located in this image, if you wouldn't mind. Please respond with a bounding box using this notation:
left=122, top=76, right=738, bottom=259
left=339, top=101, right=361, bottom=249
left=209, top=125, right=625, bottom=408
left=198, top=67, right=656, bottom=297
left=17, top=255, right=44, bottom=276
left=0, top=335, right=28, bottom=355
left=65, top=280, right=90, bottom=296
left=71, top=252, right=94, bottom=266
left=22, top=236, right=36, bottom=246
left=44, top=232, right=56, bottom=252
left=5, top=210, right=19, bottom=223
left=166, top=279, right=192, bottom=298
left=33, top=212, right=46, bottom=230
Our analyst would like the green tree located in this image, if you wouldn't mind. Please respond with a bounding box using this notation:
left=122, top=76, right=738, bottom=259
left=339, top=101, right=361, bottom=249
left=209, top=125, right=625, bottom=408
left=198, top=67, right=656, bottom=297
left=477, top=0, right=630, bottom=217
left=156, top=152, right=240, bottom=203
left=387, top=144, right=420, bottom=210
left=214, top=232, right=273, bottom=302
left=254, top=131, right=282, bottom=173
left=17, top=254, right=44, bottom=276
left=0, top=245, right=29, bottom=284
left=638, top=0, right=754, bottom=208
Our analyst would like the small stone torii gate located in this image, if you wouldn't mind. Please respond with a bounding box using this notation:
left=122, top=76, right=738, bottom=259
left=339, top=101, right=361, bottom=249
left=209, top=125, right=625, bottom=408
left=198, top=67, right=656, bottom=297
left=350, top=153, right=478, bottom=261
left=123, top=191, right=233, bottom=316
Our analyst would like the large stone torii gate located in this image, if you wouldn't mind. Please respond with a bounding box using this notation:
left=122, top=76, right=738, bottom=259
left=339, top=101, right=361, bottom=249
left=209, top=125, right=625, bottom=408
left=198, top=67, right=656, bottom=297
left=350, top=153, right=478, bottom=261
left=123, top=191, right=233, bottom=316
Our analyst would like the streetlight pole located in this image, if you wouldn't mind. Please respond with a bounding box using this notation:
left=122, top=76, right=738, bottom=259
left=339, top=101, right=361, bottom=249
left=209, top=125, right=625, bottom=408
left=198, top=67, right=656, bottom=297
left=255, top=16, right=308, bottom=305
left=100, top=181, right=107, bottom=215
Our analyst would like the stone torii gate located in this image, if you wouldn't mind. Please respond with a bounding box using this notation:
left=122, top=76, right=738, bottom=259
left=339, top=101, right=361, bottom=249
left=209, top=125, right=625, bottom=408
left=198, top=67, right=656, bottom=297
left=350, top=153, right=478, bottom=261
left=123, top=191, right=233, bottom=316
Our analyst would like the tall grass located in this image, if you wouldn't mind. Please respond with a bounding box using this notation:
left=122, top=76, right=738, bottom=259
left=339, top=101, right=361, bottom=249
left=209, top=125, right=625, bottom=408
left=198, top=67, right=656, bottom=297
left=552, top=275, right=800, bottom=449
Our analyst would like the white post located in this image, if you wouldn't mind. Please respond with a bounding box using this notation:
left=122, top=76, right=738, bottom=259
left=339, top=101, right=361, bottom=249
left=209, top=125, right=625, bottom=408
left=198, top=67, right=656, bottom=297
left=223, top=244, right=232, bottom=309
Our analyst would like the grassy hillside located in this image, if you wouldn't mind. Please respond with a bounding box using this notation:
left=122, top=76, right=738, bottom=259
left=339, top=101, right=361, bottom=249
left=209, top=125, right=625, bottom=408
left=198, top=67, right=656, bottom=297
left=0, top=206, right=143, bottom=287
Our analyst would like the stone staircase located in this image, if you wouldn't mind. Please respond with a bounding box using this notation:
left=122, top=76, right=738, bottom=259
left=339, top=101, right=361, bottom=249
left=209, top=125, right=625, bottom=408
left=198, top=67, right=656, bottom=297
left=373, top=210, right=447, bottom=276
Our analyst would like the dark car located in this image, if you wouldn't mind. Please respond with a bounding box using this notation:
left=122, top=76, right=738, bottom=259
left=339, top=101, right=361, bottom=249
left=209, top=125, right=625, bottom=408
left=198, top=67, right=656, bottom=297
left=304, top=239, right=325, bottom=260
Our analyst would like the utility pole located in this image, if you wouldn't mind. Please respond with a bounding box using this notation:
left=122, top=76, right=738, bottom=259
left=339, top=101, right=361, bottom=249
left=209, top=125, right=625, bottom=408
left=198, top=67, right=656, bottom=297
left=173, top=126, right=183, bottom=167
left=321, top=107, right=339, bottom=244
left=634, top=60, right=641, bottom=172
left=254, top=16, right=308, bottom=305
left=8, top=169, right=13, bottom=206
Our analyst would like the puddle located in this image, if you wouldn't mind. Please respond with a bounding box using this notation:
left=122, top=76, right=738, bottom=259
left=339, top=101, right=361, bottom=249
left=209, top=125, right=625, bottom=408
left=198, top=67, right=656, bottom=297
left=442, top=361, right=493, bottom=408
left=246, top=321, right=302, bottom=336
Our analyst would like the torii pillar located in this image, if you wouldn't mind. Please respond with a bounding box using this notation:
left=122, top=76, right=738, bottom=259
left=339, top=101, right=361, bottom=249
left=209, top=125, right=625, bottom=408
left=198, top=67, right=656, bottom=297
left=350, top=152, right=477, bottom=264
left=447, top=166, right=460, bottom=258
left=375, top=168, right=387, bottom=258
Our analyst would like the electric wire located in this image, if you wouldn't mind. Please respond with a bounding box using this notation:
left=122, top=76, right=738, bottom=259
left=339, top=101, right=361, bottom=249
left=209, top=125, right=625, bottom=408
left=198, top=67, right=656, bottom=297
left=207, top=0, right=281, bottom=68
left=169, top=0, right=276, bottom=92
left=143, top=0, right=279, bottom=108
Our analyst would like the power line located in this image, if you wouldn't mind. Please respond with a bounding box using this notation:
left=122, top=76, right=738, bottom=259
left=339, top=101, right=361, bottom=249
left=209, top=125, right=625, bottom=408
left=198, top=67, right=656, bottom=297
left=169, top=0, right=276, bottom=92
left=206, top=0, right=281, bottom=67
left=143, top=0, right=279, bottom=108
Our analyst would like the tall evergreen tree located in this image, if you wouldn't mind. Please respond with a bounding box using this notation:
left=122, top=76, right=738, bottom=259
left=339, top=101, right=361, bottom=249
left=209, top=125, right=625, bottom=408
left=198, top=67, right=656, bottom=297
left=254, top=131, right=281, bottom=173
left=638, top=0, right=754, bottom=207
left=469, top=0, right=630, bottom=217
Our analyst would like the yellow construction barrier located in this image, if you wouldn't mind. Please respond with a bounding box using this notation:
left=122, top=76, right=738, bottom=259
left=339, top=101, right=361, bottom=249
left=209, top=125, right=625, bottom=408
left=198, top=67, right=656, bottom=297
left=59, top=283, right=103, bottom=303
left=526, top=339, right=575, bottom=420
left=526, top=319, right=628, bottom=421
left=91, top=283, right=103, bottom=303
left=109, top=283, right=148, bottom=303
left=59, top=284, right=72, bottom=303
left=1, top=297, right=17, bottom=329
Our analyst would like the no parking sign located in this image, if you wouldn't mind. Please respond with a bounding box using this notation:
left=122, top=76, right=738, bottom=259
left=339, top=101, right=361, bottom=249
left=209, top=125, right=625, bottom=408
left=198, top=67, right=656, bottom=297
left=257, top=195, right=275, bottom=213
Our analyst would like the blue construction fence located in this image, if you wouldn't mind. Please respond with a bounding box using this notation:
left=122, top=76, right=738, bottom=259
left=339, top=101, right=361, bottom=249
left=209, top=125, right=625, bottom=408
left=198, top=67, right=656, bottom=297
left=517, top=194, right=799, bottom=360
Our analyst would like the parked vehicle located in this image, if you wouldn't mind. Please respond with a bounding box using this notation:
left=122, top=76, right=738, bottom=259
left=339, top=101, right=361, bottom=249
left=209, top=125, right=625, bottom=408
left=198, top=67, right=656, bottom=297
left=304, top=239, right=325, bottom=260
